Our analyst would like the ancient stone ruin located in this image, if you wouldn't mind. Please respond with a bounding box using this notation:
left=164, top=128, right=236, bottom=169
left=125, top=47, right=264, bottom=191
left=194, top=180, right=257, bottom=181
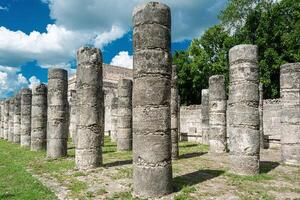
left=132, top=2, right=173, bottom=197
left=20, top=88, right=32, bottom=147
left=117, top=79, right=132, bottom=151
left=31, top=84, right=47, bottom=151
left=228, top=44, right=260, bottom=175
left=75, top=47, right=103, bottom=170
left=47, top=68, right=68, bottom=159
left=280, top=63, right=300, bottom=166
left=209, top=75, right=227, bottom=153
left=171, top=65, right=179, bottom=160
left=0, top=1, right=299, bottom=199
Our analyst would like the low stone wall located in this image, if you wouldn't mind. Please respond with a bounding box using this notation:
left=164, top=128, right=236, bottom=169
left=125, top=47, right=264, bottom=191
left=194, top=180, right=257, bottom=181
left=263, top=99, right=281, bottom=148
left=179, top=98, right=282, bottom=148
left=179, top=105, right=202, bottom=142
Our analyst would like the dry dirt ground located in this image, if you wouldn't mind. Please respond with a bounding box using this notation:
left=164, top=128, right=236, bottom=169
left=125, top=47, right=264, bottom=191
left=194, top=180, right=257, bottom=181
left=27, top=137, right=300, bottom=200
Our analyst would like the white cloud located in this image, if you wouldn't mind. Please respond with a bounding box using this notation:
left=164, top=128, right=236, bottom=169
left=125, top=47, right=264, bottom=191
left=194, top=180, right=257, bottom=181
left=0, top=6, right=8, bottom=11
left=0, top=65, right=28, bottom=98
left=0, top=24, right=91, bottom=68
left=0, top=0, right=227, bottom=98
left=28, top=76, right=41, bottom=89
left=44, top=0, right=227, bottom=42
left=110, top=51, right=133, bottom=68
left=94, top=25, right=125, bottom=48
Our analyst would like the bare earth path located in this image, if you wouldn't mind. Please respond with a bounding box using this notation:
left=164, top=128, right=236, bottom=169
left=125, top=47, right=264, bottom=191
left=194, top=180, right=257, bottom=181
left=14, top=137, right=300, bottom=199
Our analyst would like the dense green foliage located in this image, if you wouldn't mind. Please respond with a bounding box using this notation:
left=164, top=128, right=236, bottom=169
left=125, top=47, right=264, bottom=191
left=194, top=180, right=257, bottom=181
left=174, top=0, right=300, bottom=105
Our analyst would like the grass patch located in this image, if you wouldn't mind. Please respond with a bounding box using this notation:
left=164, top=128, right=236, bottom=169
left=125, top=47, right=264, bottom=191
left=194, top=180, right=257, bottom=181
left=69, top=179, right=88, bottom=196
left=0, top=140, right=56, bottom=200
left=112, top=167, right=133, bottom=180
left=96, top=188, right=108, bottom=195
left=107, top=191, right=142, bottom=200
left=225, top=172, right=273, bottom=184
left=174, top=186, right=197, bottom=200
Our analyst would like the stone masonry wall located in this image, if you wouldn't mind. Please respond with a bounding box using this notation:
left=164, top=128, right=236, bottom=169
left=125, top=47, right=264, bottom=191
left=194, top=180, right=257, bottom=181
left=179, top=105, right=202, bottom=142
left=263, top=99, right=281, bottom=148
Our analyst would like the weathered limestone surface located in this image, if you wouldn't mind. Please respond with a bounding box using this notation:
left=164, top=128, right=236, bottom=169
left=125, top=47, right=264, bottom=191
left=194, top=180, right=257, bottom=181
left=259, top=83, right=264, bottom=149
left=68, top=64, right=132, bottom=139
left=263, top=99, right=281, bottom=148
left=171, top=65, right=179, bottom=159
left=132, top=2, right=172, bottom=197
left=3, top=100, right=9, bottom=140
left=75, top=47, right=103, bottom=169
left=0, top=100, right=3, bottom=139
left=228, top=45, right=260, bottom=175
left=201, top=89, right=209, bottom=145
left=8, top=98, right=14, bottom=142
left=179, top=105, right=202, bottom=142
left=47, top=68, right=68, bottom=158
left=209, top=75, right=227, bottom=153
left=68, top=90, right=77, bottom=145
left=31, top=84, right=47, bottom=151
left=13, top=94, right=21, bottom=143
left=21, top=88, right=32, bottom=147
left=117, top=79, right=132, bottom=151
left=110, top=97, right=118, bottom=142
left=280, top=63, right=300, bottom=166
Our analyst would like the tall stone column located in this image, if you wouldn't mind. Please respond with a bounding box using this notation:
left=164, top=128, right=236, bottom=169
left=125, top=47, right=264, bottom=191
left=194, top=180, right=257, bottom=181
left=259, top=83, right=264, bottom=149
left=201, top=89, right=209, bottom=145
left=117, top=79, right=132, bottom=151
left=3, top=100, right=9, bottom=140
left=171, top=65, right=179, bottom=159
left=110, top=97, right=118, bottom=142
left=31, top=84, right=47, bottom=151
left=132, top=2, right=172, bottom=198
left=47, top=68, right=68, bottom=158
left=8, top=97, right=15, bottom=142
left=13, top=94, right=21, bottom=143
left=68, top=90, right=77, bottom=145
left=228, top=45, right=260, bottom=175
left=280, top=63, right=300, bottom=166
left=0, top=100, right=3, bottom=139
left=75, top=47, right=103, bottom=170
left=209, top=75, right=227, bottom=153
left=21, top=88, right=32, bottom=147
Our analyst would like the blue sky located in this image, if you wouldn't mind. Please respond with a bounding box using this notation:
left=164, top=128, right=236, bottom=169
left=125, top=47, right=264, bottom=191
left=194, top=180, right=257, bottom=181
left=0, top=0, right=227, bottom=98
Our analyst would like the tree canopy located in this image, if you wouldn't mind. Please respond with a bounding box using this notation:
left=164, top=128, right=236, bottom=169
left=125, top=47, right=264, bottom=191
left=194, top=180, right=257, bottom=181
left=173, top=0, right=299, bottom=105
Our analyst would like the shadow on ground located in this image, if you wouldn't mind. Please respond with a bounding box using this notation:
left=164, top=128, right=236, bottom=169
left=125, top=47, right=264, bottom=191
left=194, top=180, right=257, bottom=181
left=179, top=152, right=207, bottom=159
left=103, top=159, right=133, bottom=167
left=260, top=161, right=280, bottom=173
left=174, top=169, right=225, bottom=191
left=180, top=144, right=198, bottom=148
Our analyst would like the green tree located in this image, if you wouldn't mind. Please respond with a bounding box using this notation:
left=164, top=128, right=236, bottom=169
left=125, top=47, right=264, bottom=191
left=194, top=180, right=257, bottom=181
left=174, top=0, right=299, bottom=104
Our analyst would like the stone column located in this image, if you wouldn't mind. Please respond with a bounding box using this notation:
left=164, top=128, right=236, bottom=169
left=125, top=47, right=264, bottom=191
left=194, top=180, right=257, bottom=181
left=280, top=63, right=300, bottom=166
left=110, top=97, right=118, bottom=142
left=209, top=75, right=227, bottom=153
left=21, top=88, right=32, bottom=147
left=228, top=45, right=260, bottom=175
left=8, top=98, right=15, bottom=142
left=47, top=68, right=68, bottom=158
left=75, top=47, right=103, bottom=169
left=171, top=65, right=179, bottom=159
left=3, top=100, right=9, bottom=140
left=69, top=90, right=77, bottom=145
left=201, top=89, right=209, bottom=145
left=31, top=84, right=47, bottom=151
left=0, top=100, right=3, bottom=139
left=259, top=83, right=264, bottom=149
left=117, top=79, right=132, bottom=151
left=13, top=94, right=21, bottom=143
left=133, top=2, right=172, bottom=198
